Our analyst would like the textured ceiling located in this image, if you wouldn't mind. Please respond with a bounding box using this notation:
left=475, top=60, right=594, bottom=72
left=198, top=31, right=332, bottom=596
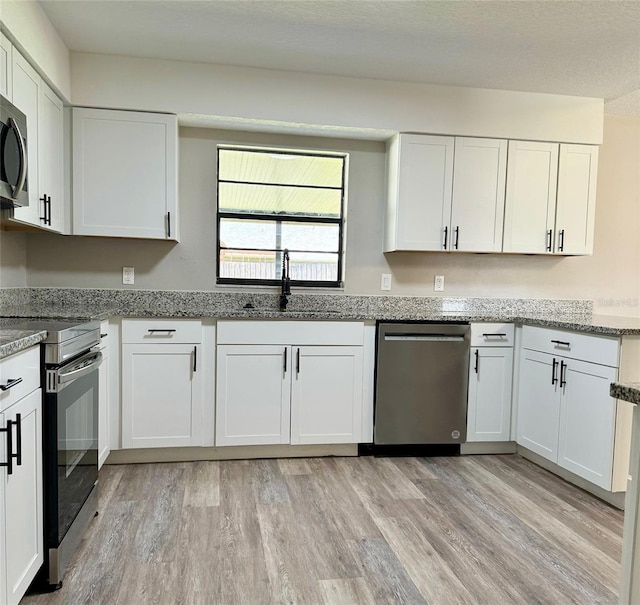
left=39, top=0, right=640, bottom=109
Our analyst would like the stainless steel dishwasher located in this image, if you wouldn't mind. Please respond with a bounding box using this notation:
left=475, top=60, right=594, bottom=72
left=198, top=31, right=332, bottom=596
left=374, top=322, right=470, bottom=447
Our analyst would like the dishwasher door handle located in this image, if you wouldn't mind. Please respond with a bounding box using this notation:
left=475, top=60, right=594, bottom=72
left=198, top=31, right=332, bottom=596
left=384, top=334, right=466, bottom=342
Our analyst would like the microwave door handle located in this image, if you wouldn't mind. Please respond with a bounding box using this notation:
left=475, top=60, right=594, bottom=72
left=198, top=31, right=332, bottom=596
left=8, top=117, right=27, bottom=199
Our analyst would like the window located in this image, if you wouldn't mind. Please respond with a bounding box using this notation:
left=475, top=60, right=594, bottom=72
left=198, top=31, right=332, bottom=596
left=216, top=146, right=346, bottom=287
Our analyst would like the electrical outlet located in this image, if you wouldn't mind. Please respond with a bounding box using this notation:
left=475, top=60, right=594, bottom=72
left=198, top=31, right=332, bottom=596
left=381, top=273, right=392, bottom=291
left=434, top=275, right=445, bottom=292
left=122, top=266, right=135, bottom=285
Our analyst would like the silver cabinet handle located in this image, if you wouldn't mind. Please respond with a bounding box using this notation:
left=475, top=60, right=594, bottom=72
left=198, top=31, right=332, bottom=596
left=147, top=329, right=176, bottom=333
left=8, top=117, right=27, bottom=199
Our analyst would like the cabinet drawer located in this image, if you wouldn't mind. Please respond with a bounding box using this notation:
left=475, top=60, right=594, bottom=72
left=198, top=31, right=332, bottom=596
left=122, top=319, right=202, bottom=344
left=470, top=323, right=514, bottom=347
left=0, top=346, right=40, bottom=412
left=521, top=325, right=619, bottom=367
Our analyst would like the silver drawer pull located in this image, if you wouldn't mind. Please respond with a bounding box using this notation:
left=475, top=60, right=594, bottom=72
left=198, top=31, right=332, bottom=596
left=147, top=329, right=177, bottom=333
left=551, top=339, right=570, bottom=347
left=0, top=378, right=23, bottom=391
left=482, top=333, right=507, bottom=337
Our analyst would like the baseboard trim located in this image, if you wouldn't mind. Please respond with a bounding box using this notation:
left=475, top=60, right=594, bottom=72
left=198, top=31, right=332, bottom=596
left=517, top=445, right=626, bottom=510
left=461, top=441, right=517, bottom=455
left=105, top=443, right=358, bottom=464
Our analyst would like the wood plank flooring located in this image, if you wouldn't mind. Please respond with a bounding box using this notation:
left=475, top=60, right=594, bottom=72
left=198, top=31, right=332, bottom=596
left=22, top=455, right=623, bottom=605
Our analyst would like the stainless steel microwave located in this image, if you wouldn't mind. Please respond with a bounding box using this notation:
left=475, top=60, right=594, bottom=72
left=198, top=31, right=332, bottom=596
left=0, top=95, right=29, bottom=208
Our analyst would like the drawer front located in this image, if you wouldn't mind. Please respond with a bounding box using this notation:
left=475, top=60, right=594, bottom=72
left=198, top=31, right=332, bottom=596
left=521, top=325, right=619, bottom=367
left=0, top=346, right=40, bottom=412
left=122, top=318, right=202, bottom=344
left=470, top=323, right=514, bottom=347
left=217, top=321, right=365, bottom=346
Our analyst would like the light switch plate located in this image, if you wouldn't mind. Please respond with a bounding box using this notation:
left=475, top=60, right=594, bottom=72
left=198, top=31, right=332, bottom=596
left=434, top=275, right=445, bottom=291
left=381, top=273, right=392, bottom=291
left=122, top=266, right=135, bottom=285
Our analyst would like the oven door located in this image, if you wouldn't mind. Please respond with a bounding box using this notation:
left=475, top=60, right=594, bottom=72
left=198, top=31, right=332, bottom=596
left=0, top=96, right=28, bottom=208
left=43, top=350, right=101, bottom=547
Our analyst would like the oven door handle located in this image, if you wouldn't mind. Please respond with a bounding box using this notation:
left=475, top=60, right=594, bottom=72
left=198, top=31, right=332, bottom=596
left=57, top=351, right=103, bottom=385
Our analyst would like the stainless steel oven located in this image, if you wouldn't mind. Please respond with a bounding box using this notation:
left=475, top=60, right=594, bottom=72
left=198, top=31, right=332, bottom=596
left=0, top=95, right=29, bottom=208
left=13, top=319, right=101, bottom=590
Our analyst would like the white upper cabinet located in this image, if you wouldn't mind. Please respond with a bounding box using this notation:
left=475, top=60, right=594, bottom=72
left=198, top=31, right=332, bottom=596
left=72, top=108, right=178, bottom=240
left=37, top=80, right=64, bottom=232
left=8, top=45, right=66, bottom=233
left=0, top=32, right=12, bottom=100
left=503, top=141, right=598, bottom=255
left=503, top=141, right=559, bottom=254
left=555, top=144, right=598, bottom=255
left=385, top=134, right=508, bottom=253
left=451, top=137, right=507, bottom=252
left=11, top=51, right=40, bottom=226
left=384, top=134, right=454, bottom=251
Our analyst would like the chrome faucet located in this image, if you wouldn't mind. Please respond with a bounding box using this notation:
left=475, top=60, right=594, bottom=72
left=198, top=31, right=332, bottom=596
left=279, top=248, right=291, bottom=311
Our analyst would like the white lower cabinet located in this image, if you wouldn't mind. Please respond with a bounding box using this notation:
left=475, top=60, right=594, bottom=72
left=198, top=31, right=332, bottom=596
left=517, top=326, right=621, bottom=490
left=467, top=347, right=514, bottom=442
left=557, top=360, right=617, bottom=489
left=516, top=349, right=562, bottom=460
left=216, top=345, right=291, bottom=446
left=97, top=321, right=110, bottom=468
left=215, top=321, right=366, bottom=447
left=1, top=388, right=44, bottom=605
left=290, top=346, right=363, bottom=445
left=121, top=319, right=203, bottom=448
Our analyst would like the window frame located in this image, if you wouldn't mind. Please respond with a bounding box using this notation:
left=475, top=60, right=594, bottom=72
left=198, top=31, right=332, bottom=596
left=216, top=145, right=347, bottom=288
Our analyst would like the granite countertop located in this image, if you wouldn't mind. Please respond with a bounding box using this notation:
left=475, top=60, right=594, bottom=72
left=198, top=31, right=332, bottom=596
left=1, top=291, right=639, bottom=358
left=0, top=329, right=47, bottom=359
left=611, top=383, right=640, bottom=405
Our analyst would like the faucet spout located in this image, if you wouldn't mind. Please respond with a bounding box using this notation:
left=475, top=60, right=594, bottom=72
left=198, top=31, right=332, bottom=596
left=279, top=248, right=291, bottom=311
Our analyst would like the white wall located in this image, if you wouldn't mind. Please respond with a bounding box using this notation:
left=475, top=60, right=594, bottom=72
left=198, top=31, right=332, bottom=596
left=0, top=230, right=27, bottom=287
left=21, top=116, right=640, bottom=316
left=0, top=0, right=71, bottom=100
left=71, top=52, right=604, bottom=144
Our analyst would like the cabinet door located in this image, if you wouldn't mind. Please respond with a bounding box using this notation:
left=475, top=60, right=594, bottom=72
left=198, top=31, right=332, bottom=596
left=11, top=51, right=40, bottom=227
left=557, top=359, right=617, bottom=490
left=451, top=137, right=507, bottom=252
left=122, top=344, right=202, bottom=448
left=467, top=347, right=513, bottom=442
left=3, top=389, right=43, bottom=605
left=0, top=32, right=12, bottom=100
left=72, top=108, right=178, bottom=240
left=290, top=346, right=363, bottom=445
left=503, top=141, right=559, bottom=253
left=385, top=134, right=454, bottom=251
left=216, top=345, right=291, bottom=446
left=98, top=352, right=109, bottom=468
left=554, top=144, right=598, bottom=255
left=516, top=349, right=561, bottom=462
left=37, top=80, right=65, bottom=233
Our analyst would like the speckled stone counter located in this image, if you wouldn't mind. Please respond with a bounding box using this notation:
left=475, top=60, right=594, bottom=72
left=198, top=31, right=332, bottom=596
left=1, top=287, right=640, bottom=335
left=0, top=329, right=46, bottom=359
left=611, top=383, right=640, bottom=405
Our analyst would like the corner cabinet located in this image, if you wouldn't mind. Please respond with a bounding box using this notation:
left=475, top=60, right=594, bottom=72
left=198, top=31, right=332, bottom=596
left=516, top=326, right=622, bottom=491
left=216, top=321, right=365, bottom=447
left=0, top=347, right=44, bottom=605
left=503, top=141, right=598, bottom=255
left=72, top=108, right=178, bottom=240
left=121, top=319, right=202, bottom=448
left=384, top=134, right=507, bottom=253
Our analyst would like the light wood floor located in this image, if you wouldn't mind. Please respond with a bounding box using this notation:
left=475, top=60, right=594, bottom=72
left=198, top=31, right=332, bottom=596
left=22, top=454, right=623, bottom=605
